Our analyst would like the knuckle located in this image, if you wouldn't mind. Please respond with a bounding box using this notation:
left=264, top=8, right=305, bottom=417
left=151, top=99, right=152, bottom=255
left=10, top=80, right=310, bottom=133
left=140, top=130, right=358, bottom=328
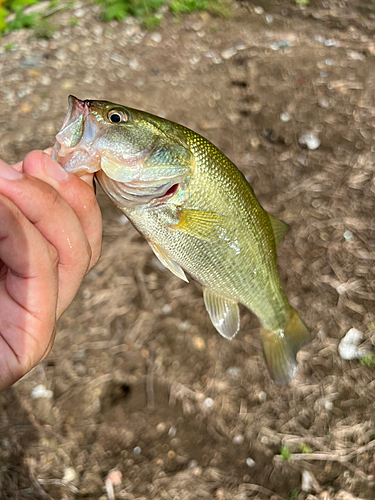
left=45, top=186, right=61, bottom=210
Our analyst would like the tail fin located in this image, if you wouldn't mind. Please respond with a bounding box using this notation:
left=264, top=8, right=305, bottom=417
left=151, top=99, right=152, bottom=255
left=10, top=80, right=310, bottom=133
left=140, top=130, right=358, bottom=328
left=260, top=308, right=311, bottom=385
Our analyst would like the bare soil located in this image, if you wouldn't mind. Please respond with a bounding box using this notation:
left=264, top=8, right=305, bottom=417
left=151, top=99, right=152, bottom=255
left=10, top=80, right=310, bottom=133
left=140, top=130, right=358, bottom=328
left=1, top=1, right=375, bottom=499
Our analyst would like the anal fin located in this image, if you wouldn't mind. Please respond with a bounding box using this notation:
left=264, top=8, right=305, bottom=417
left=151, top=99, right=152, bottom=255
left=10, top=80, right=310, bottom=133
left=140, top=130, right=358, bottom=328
left=203, top=288, right=240, bottom=340
left=148, top=240, right=188, bottom=283
left=268, top=214, right=289, bottom=247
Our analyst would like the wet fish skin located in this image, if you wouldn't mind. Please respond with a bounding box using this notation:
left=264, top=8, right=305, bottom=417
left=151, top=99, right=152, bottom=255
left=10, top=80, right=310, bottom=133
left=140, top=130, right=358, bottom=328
left=53, top=96, right=311, bottom=384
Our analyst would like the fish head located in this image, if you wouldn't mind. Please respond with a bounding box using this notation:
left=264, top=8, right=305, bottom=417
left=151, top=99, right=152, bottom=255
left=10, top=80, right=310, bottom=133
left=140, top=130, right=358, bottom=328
left=53, top=96, right=194, bottom=206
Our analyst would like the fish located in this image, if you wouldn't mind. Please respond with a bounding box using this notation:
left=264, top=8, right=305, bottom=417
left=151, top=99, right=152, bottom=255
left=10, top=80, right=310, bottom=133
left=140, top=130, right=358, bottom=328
left=52, top=95, right=311, bottom=384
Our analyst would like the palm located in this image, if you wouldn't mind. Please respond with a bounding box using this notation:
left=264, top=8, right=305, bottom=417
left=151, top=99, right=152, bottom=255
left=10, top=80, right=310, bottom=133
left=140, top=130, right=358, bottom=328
left=0, top=249, right=56, bottom=390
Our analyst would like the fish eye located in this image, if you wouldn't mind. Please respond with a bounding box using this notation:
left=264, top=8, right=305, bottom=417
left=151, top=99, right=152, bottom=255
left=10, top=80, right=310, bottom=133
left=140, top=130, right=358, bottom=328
left=107, top=109, right=128, bottom=124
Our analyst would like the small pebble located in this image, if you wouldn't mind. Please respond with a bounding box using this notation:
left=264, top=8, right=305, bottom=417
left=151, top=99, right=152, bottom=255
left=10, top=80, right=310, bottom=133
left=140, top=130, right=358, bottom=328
left=226, top=367, right=242, bottom=377
left=161, top=304, right=172, bottom=314
left=74, top=8, right=85, bottom=17
left=325, top=38, right=339, bottom=47
left=280, top=112, right=291, bottom=122
left=250, top=137, right=260, bottom=149
left=338, top=327, right=363, bottom=360
left=192, top=336, right=206, bottom=351
left=302, top=471, right=313, bottom=492
left=63, top=467, right=77, bottom=483
left=314, top=34, right=325, bottom=43
left=133, top=446, right=141, bottom=455
left=93, top=25, right=103, bottom=37
left=246, top=457, right=255, bottom=467
left=188, top=459, right=198, bottom=468
left=31, top=385, right=53, bottom=399
left=318, top=97, right=329, bottom=108
left=221, top=48, right=237, bottom=60
left=254, top=6, right=264, bottom=14
left=204, top=397, right=214, bottom=408
left=343, top=230, right=353, bottom=241
left=40, top=75, right=51, bottom=86
left=232, top=434, right=244, bottom=445
left=150, top=33, right=162, bottom=43
left=168, top=426, right=177, bottom=437
left=324, top=400, right=333, bottom=411
left=156, top=422, right=167, bottom=433
left=129, top=58, right=141, bottom=71
left=178, top=320, right=191, bottom=331
left=270, top=40, right=293, bottom=50
left=299, top=131, right=321, bottom=150
left=265, top=14, right=273, bottom=23
left=258, top=391, right=267, bottom=402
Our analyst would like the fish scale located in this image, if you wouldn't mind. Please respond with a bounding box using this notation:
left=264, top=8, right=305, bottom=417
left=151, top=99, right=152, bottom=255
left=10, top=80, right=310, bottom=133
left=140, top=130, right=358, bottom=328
left=53, top=96, right=311, bottom=384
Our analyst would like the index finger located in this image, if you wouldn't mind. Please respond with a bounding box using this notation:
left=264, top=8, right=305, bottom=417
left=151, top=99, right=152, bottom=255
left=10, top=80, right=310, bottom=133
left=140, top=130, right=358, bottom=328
left=22, top=151, right=102, bottom=269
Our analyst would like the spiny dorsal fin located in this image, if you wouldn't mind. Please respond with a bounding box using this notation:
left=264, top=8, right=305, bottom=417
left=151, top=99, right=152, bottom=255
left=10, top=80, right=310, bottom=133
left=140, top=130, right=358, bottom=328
left=147, top=240, right=188, bottom=282
left=203, top=288, right=240, bottom=340
left=268, top=214, right=289, bottom=247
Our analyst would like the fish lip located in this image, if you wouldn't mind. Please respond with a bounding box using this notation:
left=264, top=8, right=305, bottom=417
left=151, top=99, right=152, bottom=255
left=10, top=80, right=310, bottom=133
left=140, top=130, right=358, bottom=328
left=52, top=96, right=104, bottom=174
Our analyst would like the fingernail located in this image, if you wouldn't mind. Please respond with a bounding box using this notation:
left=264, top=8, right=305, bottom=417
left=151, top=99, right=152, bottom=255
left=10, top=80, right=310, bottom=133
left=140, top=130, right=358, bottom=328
left=43, top=154, right=69, bottom=181
left=0, top=161, right=23, bottom=180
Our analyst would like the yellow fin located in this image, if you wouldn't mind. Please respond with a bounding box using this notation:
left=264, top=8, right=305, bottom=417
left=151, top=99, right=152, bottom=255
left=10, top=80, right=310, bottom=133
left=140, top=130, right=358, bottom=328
left=170, top=209, right=226, bottom=241
left=203, top=288, right=240, bottom=340
left=268, top=214, right=289, bottom=247
left=147, top=240, right=188, bottom=282
left=260, top=307, right=311, bottom=385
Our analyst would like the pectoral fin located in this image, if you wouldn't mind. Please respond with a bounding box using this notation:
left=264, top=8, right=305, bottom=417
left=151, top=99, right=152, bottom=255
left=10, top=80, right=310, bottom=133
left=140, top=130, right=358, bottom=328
left=268, top=214, right=289, bottom=247
left=170, top=209, right=226, bottom=241
left=148, top=240, right=188, bottom=282
left=203, top=288, right=240, bottom=340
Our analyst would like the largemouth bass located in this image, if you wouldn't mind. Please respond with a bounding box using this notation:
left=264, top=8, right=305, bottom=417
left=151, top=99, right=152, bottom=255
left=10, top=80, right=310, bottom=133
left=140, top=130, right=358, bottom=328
left=53, top=96, right=311, bottom=384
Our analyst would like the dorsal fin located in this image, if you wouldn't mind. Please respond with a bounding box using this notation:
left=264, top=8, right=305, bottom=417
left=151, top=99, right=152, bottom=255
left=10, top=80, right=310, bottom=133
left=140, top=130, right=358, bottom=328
left=268, top=214, right=289, bottom=247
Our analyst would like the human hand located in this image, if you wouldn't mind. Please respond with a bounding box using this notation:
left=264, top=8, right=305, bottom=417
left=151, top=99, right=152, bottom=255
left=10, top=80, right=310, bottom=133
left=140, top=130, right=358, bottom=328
left=0, top=151, right=102, bottom=391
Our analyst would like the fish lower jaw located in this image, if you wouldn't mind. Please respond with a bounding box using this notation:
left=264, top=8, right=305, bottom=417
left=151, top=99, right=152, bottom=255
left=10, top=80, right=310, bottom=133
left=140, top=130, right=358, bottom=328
left=53, top=145, right=101, bottom=175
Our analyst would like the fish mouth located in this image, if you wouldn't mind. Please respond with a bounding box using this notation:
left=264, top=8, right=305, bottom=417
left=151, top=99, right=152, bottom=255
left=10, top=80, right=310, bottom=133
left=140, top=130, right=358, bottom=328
left=52, top=96, right=104, bottom=175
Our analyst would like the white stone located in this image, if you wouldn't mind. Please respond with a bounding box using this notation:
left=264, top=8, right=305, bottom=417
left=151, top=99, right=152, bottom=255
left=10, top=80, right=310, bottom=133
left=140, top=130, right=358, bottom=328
left=299, top=131, right=321, bottom=150
left=31, top=384, right=53, bottom=399
left=221, top=48, right=237, bottom=60
left=150, top=33, right=162, bottom=43
left=246, top=457, right=255, bottom=467
left=63, top=467, right=77, bottom=483
left=280, top=112, right=291, bottom=122
left=302, top=470, right=313, bottom=492
left=204, top=397, right=214, bottom=408
left=338, top=328, right=363, bottom=360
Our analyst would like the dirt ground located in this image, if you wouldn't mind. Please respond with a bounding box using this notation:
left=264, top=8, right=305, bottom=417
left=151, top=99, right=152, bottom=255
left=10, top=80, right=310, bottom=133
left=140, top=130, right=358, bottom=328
left=1, top=0, right=375, bottom=499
